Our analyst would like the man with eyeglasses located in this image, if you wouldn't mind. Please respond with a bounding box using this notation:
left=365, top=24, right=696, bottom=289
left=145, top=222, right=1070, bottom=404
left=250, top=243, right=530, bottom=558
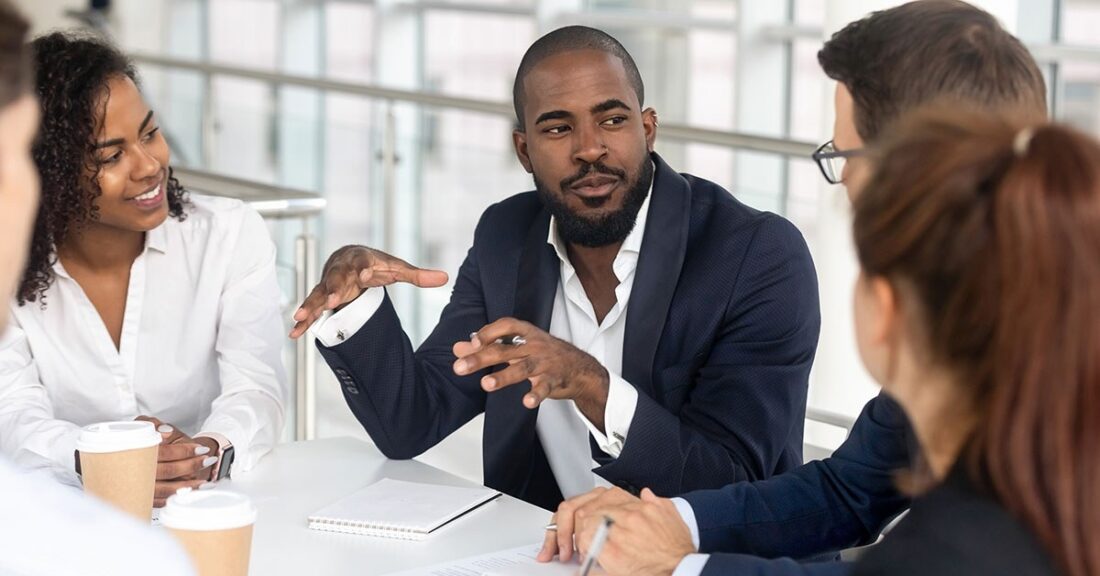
left=539, top=1, right=1049, bottom=575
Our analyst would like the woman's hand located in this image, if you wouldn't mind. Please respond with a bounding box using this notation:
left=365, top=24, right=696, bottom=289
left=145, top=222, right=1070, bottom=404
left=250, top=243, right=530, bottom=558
left=135, top=416, right=219, bottom=507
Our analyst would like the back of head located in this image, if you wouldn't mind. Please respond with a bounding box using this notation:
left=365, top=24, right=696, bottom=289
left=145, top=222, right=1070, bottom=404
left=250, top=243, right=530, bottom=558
left=853, top=107, right=1100, bottom=576
left=820, top=0, right=1047, bottom=142
left=0, top=0, right=30, bottom=106
left=512, top=25, right=644, bottom=129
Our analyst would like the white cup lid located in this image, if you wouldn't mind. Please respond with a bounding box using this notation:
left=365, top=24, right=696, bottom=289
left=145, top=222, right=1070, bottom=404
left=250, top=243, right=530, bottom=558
left=75, top=421, right=162, bottom=453
left=160, top=488, right=257, bottom=531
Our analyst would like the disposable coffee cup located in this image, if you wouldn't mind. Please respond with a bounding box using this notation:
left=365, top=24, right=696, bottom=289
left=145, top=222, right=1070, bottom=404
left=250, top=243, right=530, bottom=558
left=76, top=420, right=161, bottom=520
left=161, top=488, right=257, bottom=576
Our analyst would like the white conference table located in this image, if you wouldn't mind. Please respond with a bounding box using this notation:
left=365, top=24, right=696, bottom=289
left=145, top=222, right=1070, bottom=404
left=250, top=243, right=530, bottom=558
left=219, top=437, right=551, bottom=575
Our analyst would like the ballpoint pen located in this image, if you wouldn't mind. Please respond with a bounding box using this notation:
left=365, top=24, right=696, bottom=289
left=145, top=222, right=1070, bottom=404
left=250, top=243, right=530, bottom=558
left=578, top=515, right=613, bottom=576
left=469, top=332, right=527, bottom=346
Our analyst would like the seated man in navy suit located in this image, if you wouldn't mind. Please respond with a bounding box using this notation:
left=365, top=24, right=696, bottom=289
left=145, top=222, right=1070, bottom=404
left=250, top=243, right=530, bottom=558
left=540, top=1, right=1051, bottom=573
left=289, top=25, right=820, bottom=512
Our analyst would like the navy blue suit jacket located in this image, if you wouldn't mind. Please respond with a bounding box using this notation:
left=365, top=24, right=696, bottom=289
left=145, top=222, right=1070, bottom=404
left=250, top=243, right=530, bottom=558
left=683, top=393, right=915, bottom=575
left=317, top=153, right=821, bottom=511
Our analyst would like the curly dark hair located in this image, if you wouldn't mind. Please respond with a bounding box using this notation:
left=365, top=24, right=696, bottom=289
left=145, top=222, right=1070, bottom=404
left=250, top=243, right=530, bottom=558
left=19, top=31, right=189, bottom=306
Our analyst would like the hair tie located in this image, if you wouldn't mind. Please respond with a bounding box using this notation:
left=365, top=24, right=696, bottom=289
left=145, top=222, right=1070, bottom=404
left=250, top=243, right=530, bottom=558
left=1013, top=127, right=1036, bottom=157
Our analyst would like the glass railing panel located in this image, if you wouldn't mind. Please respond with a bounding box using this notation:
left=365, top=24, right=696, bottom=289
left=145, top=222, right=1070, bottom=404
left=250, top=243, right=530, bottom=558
left=208, top=0, right=280, bottom=69
left=210, top=75, right=280, bottom=182
left=423, top=10, right=536, bottom=103
left=324, top=3, right=377, bottom=84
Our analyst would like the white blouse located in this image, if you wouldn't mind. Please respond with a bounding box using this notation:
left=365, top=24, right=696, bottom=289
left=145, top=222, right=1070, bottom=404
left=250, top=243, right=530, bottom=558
left=0, top=195, right=287, bottom=479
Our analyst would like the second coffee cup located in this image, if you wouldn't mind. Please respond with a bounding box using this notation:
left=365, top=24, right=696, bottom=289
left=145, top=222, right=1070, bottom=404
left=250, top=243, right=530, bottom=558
left=161, top=488, right=257, bottom=576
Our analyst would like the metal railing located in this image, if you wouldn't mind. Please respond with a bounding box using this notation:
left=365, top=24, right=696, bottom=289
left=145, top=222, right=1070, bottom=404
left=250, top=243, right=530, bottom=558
left=130, top=52, right=819, bottom=159
left=173, top=166, right=325, bottom=442
left=806, top=406, right=856, bottom=432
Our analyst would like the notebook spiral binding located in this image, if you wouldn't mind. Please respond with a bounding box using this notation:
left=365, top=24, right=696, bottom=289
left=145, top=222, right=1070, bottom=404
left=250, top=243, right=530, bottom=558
left=309, top=516, right=426, bottom=541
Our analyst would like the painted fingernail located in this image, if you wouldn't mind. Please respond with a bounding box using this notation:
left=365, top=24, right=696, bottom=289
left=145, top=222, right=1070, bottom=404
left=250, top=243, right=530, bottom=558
left=198, top=482, right=217, bottom=490
left=157, top=425, right=173, bottom=434
left=202, top=456, right=218, bottom=468
left=194, top=446, right=211, bottom=456
left=454, top=360, right=468, bottom=374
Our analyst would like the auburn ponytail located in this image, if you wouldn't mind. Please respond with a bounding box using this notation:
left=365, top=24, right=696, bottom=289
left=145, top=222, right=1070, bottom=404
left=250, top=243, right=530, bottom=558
left=853, top=107, right=1100, bottom=576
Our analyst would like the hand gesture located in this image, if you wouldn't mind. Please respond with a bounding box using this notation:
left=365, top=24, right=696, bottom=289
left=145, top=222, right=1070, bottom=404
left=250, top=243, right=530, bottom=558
left=453, top=318, right=610, bottom=425
left=289, top=245, right=448, bottom=338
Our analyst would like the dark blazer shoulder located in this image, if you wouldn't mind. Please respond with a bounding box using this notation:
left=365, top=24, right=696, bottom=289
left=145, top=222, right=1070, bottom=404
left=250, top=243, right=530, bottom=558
left=675, top=171, right=815, bottom=315
left=679, top=171, right=806, bottom=252
left=477, top=191, right=543, bottom=233
left=853, top=470, right=1058, bottom=576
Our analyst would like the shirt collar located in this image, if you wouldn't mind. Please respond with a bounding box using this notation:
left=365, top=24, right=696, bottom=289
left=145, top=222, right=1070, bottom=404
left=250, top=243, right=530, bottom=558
left=145, top=222, right=168, bottom=254
left=50, top=224, right=169, bottom=279
left=547, top=165, right=654, bottom=266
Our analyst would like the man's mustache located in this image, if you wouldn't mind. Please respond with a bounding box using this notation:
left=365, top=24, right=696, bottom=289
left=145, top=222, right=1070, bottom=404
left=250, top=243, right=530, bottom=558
left=560, top=162, right=627, bottom=190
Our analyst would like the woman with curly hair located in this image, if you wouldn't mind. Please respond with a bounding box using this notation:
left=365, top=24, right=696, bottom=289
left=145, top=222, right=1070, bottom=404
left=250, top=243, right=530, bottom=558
left=0, top=31, right=287, bottom=507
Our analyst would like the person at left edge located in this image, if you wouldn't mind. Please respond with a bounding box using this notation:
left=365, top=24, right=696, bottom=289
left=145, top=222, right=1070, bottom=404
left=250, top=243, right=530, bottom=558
left=0, top=32, right=287, bottom=505
left=290, top=26, right=820, bottom=511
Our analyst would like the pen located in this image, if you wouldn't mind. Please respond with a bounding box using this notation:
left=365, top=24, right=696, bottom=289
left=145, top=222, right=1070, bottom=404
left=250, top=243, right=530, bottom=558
left=469, top=333, right=527, bottom=346
left=578, top=515, right=613, bottom=576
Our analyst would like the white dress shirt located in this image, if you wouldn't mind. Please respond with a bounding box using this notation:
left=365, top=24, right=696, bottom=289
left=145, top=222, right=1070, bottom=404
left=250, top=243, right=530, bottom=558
left=0, top=195, right=288, bottom=479
left=0, top=457, right=196, bottom=576
left=313, top=185, right=652, bottom=499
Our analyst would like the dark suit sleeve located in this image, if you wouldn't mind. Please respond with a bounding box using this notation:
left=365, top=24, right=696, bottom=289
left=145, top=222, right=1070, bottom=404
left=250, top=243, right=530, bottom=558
left=314, top=209, right=497, bottom=459
left=596, top=215, right=820, bottom=492
left=682, top=394, right=912, bottom=559
left=700, top=556, right=852, bottom=576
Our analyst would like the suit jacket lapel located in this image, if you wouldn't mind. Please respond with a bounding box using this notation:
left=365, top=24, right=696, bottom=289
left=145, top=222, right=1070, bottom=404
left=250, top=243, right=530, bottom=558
left=623, top=153, right=691, bottom=397
left=486, top=206, right=558, bottom=500
left=514, top=206, right=558, bottom=331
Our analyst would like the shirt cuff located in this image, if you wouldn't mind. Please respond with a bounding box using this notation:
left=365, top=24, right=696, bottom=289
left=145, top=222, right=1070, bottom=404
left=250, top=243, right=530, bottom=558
left=309, top=286, right=386, bottom=347
left=671, top=497, right=701, bottom=551
left=671, top=554, right=710, bottom=576
left=572, top=372, right=638, bottom=458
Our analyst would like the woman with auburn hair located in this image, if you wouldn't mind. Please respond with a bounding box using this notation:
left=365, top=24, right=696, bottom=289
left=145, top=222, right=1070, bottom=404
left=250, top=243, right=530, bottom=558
left=0, top=31, right=286, bottom=508
left=849, top=107, right=1100, bottom=576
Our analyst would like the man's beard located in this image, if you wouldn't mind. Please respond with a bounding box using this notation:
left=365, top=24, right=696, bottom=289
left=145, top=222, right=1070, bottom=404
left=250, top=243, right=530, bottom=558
left=534, top=158, right=654, bottom=248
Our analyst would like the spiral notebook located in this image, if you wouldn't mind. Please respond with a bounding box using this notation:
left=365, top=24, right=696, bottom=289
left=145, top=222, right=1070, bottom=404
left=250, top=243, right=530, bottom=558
left=308, top=478, right=501, bottom=541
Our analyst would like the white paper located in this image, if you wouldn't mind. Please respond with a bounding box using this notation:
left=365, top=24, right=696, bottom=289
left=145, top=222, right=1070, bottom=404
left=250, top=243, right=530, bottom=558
left=384, top=544, right=606, bottom=576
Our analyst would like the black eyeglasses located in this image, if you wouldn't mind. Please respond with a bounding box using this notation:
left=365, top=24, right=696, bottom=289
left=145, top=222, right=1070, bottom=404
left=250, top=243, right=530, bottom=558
left=812, top=140, right=867, bottom=185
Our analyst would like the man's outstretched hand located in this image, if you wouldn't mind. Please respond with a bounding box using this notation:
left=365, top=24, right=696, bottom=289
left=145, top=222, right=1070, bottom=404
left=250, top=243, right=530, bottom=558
left=289, top=245, right=448, bottom=339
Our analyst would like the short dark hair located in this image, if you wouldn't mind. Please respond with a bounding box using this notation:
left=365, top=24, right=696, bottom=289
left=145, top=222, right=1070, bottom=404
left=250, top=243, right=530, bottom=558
left=0, top=0, right=30, bottom=107
left=512, top=25, right=644, bottom=130
left=819, top=0, right=1047, bottom=142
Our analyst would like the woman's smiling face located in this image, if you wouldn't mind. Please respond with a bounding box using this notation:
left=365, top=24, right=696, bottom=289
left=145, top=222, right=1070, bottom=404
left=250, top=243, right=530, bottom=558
left=86, top=74, right=170, bottom=232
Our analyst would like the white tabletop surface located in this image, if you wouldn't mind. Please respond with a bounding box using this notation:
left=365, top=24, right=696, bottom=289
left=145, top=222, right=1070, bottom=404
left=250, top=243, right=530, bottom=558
left=220, top=437, right=551, bottom=575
